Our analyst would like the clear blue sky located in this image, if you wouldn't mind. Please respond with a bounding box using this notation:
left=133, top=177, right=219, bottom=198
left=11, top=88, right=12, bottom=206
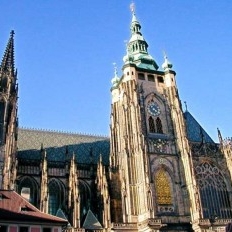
left=0, top=1, right=231, bottom=141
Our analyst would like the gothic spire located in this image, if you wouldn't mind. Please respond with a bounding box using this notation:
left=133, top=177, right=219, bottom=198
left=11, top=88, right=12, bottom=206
left=1, top=31, right=15, bottom=73
left=217, top=128, right=223, bottom=145
left=123, top=4, right=158, bottom=70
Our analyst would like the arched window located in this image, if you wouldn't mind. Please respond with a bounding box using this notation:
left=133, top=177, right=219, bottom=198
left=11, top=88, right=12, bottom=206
left=48, top=180, right=64, bottom=215
left=155, top=168, right=172, bottom=205
left=79, top=181, right=91, bottom=221
left=156, top=117, right=163, bottom=134
left=149, top=116, right=156, bottom=133
left=18, top=177, right=38, bottom=207
left=195, top=162, right=232, bottom=218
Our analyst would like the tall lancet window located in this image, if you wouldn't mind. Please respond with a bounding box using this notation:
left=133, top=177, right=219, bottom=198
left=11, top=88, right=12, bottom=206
left=149, top=116, right=156, bottom=133
left=18, top=177, right=38, bottom=207
left=79, top=181, right=91, bottom=220
left=155, top=168, right=172, bottom=205
left=48, top=180, right=64, bottom=215
left=156, top=117, right=163, bottom=134
left=195, top=162, right=232, bottom=218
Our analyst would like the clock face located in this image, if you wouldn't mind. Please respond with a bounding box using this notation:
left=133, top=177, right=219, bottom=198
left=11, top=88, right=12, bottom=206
left=147, top=102, right=161, bottom=116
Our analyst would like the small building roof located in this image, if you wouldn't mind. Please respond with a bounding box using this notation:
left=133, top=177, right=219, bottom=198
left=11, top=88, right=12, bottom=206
left=82, top=209, right=103, bottom=230
left=0, top=190, right=68, bottom=225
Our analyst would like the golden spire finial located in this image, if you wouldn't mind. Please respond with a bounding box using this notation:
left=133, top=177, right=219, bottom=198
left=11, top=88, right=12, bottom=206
left=112, top=62, right=118, bottom=77
left=130, top=2, right=135, bottom=14
left=163, top=50, right=167, bottom=59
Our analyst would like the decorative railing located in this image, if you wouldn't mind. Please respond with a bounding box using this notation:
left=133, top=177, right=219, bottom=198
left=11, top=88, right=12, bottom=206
left=148, top=218, right=162, bottom=225
left=198, top=219, right=210, bottom=226
left=112, top=222, right=138, bottom=229
left=65, top=229, right=85, bottom=232
left=112, top=218, right=163, bottom=230
left=193, top=218, right=232, bottom=226
left=161, top=216, right=190, bottom=224
left=214, top=219, right=232, bottom=224
left=65, top=229, right=108, bottom=232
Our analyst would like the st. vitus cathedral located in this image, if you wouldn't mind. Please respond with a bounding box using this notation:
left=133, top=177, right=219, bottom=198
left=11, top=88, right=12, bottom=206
left=0, top=6, right=232, bottom=232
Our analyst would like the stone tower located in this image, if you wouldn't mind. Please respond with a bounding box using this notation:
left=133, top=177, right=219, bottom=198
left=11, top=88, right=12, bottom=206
left=1, top=6, right=232, bottom=232
left=0, top=31, right=18, bottom=190
left=109, top=6, right=232, bottom=232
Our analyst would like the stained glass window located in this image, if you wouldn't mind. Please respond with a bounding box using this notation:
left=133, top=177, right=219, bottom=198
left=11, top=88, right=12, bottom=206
left=48, top=180, right=63, bottom=215
left=155, top=168, right=172, bottom=205
left=195, top=162, right=232, bottom=218
left=79, top=181, right=91, bottom=220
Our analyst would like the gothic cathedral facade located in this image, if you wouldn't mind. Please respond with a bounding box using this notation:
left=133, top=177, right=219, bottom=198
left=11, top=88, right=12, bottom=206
left=1, top=8, right=232, bottom=232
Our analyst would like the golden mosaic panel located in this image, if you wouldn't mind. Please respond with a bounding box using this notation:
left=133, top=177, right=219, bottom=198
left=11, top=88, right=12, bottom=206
left=155, top=168, right=172, bottom=204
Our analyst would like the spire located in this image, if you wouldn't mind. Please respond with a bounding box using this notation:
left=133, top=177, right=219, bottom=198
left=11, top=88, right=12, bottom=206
left=217, top=128, right=223, bottom=145
left=72, top=151, right=75, bottom=162
left=40, top=143, right=44, bottom=151
left=162, top=53, right=173, bottom=71
left=1, top=31, right=15, bottom=73
left=111, top=63, right=120, bottom=88
left=99, top=153, right=103, bottom=166
left=123, top=4, right=158, bottom=70
left=130, top=2, right=139, bottom=26
left=184, top=101, right=188, bottom=112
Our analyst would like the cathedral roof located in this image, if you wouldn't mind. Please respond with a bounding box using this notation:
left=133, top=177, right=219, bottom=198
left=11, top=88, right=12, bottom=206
left=17, top=128, right=110, bottom=165
left=184, top=111, right=215, bottom=143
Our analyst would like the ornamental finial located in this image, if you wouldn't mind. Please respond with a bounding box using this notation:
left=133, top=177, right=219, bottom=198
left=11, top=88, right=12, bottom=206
left=111, top=62, right=120, bottom=87
left=10, top=30, right=15, bottom=37
left=130, top=2, right=135, bottom=14
left=163, top=50, right=167, bottom=60
left=113, top=62, right=118, bottom=77
left=162, top=51, right=173, bottom=71
left=124, top=40, right=128, bottom=54
left=184, top=101, right=188, bottom=112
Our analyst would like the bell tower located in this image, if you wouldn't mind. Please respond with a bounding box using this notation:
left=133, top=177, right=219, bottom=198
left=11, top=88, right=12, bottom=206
left=0, top=31, right=18, bottom=190
left=109, top=5, right=201, bottom=232
left=109, top=5, right=155, bottom=231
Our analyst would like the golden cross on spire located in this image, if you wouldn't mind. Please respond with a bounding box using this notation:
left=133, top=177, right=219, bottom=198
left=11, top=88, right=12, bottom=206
left=130, top=2, right=135, bottom=14
left=113, top=62, right=118, bottom=77
left=163, top=50, right=167, bottom=59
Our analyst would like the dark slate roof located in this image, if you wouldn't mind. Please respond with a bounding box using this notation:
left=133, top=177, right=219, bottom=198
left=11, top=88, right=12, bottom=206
left=56, top=208, right=69, bottom=222
left=82, top=209, right=103, bottom=230
left=184, top=111, right=214, bottom=143
left=0, top=190, right=67, bottom=224
left=17, top=128, right=110, bottom=165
